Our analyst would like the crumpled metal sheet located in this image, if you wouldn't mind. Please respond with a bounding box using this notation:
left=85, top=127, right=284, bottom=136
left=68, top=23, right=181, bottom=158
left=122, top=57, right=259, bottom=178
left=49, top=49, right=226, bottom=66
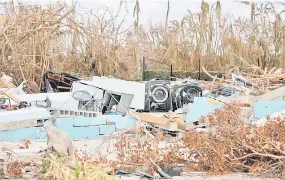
left=81, top=76, right=146, bottom=110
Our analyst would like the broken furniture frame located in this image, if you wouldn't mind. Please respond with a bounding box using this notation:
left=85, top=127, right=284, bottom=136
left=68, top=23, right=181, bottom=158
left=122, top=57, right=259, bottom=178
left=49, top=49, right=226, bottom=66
left=40, top=71, right=81, bottom=93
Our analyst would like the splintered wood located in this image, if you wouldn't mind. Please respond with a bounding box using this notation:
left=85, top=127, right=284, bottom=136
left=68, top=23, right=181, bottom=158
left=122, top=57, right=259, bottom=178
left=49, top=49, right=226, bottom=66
left=135, top=112, right=185, bottom=130
left=203, top=65, right=285, bottom=95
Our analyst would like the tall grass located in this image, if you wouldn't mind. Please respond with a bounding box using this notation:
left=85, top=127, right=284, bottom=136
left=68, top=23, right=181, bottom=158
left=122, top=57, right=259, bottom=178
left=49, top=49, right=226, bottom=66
left=0, top=1, right=284, bottom=92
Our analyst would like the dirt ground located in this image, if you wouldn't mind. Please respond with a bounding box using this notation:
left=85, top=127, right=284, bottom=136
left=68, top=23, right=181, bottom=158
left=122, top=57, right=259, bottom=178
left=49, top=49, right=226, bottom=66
left=121, top=175, right=275, bottom=180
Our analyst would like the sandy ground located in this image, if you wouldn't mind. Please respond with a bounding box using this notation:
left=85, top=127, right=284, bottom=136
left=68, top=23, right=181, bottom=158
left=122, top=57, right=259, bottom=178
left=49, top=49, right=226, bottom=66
left=121, top=174, right=275, bottom=180
left=0, top=140, right=277, bottom=180
left=0, top=139, right=118, bottom=161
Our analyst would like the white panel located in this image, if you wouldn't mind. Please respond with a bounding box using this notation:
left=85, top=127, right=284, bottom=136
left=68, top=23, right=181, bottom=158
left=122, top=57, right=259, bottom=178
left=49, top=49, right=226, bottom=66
left=116, top=94, right=134, bottom=115
left=72, top=81, right=104, bottom=100
left=0, top=107, right=51, bottom=123
left=80, top=77, right=145, bottom=109
left=15, top=92, right=79, bottom=110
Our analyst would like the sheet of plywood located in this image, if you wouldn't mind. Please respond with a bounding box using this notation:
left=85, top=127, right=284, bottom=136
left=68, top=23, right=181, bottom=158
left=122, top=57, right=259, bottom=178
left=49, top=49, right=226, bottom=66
left=135, top=113, right=184, bottom=129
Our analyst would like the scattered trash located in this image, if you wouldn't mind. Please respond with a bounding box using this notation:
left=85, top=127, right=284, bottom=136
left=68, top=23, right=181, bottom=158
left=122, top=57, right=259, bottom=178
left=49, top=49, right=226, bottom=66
left=150, top=158, right=172, bottom=179
left=218, top=85, right=236, bottom=97
left=40, top=71, right=81, bottom=93
left=162, top=167, right=182, bottom=177
left=232, top=73, right=252, bottom=87
left=19, top=140, right=31, bottom=149
left=1, top=66, right=285, bottom=179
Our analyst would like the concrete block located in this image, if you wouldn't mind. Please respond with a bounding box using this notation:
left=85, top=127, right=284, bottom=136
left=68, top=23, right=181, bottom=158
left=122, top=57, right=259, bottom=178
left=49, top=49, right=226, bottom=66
left=55, top=123, right=100, bottom=140
left=73, top=117, right=107, bottom=127
left=0, top=127, right=47, bottom=141
left=73, top=117, right=91, bottom=127
left=55, top=118, right=74, bottom=128
left=186, top=97, right=223, bottom=123
left=46, top=124, right=74, bottom=156
left=106, top=115, right=136, bottom=129
left=0, top=107, right=51, bottom=123
left=50, top=109, right=100, bottom=118
left=91, top=117, right=107, bottom=126
left=98, top=125, right=116, bottom=135
left=253, top=100, right=285, bottom=119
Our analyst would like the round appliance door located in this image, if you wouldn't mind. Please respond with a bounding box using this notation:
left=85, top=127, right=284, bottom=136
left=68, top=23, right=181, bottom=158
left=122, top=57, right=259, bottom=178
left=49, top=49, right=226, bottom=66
left=182, top=86, right=202, bottom=103
left=151, top=86, right=169, bottom=103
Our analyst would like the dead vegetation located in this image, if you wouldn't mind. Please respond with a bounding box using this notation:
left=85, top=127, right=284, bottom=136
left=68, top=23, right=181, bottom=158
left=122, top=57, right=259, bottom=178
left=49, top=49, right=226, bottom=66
left=0, top=1, right=285, bottom=178
left=113, top=128, right=187, bottom=174
left=0, top=1, right=284, bottom=92
left=87, top=104, right=285, bottom=178
left=202, top=64, right=285, bottom=95
left=1, top=105, right=285, bottom=178
left=42, top=153, right=116, bottom=180
left=184, top=104, right=285, bottom=178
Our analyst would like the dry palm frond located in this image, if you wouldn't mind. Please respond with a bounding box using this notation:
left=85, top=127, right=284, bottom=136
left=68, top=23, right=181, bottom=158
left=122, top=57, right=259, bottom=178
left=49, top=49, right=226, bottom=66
left=0, top=1, right=285, bottom=89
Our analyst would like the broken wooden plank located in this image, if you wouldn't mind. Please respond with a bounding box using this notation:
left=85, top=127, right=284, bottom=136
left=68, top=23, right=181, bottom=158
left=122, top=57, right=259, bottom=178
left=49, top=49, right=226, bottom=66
left=135, top=113, right=185, bottom=130
left=0, top=91, right=21, bottom=103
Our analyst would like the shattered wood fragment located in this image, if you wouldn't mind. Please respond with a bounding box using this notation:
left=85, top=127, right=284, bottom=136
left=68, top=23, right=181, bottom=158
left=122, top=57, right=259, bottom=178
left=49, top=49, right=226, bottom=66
left=135, top=112, right=185, bottom=130
left=202, top=65, right=285, bottom=96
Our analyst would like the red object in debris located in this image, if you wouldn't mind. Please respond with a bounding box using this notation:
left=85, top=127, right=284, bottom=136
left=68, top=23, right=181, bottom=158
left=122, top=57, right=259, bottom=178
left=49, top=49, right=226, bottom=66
left=24, top=139, right=31, bottom=149
left=0, top=104, right=15, bottom=110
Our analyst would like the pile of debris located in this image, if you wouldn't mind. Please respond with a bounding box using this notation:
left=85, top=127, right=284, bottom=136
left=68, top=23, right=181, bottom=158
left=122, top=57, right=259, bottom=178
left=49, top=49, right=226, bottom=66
left=202, top=65, right=285, bottom=97
left=0, top=66, right=285, bottom=179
